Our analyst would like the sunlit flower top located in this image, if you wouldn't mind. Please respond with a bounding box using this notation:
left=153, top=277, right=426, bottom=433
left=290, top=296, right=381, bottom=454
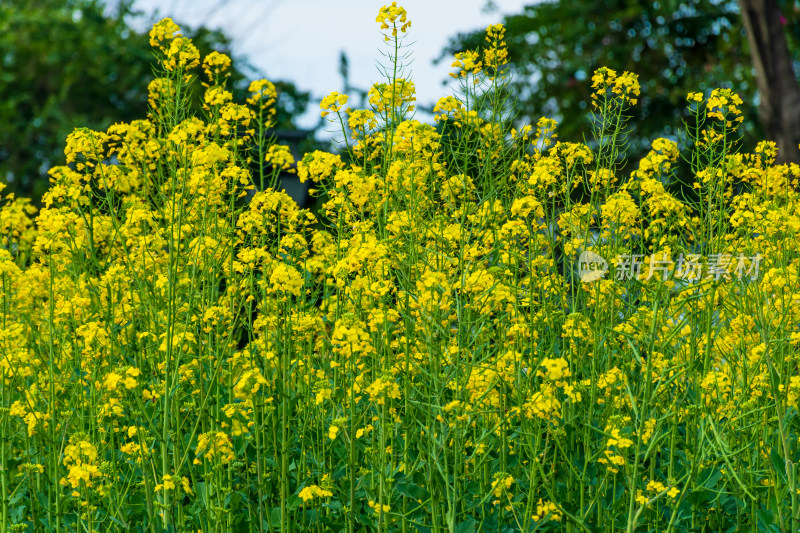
left=202, top=51, right=232, bottom=80
left=376, top=2, right=411, bottom=40
left=320, top=92, right=349, bottom=118
left=148, top=18, right=180, bottom=51
left=590, top=67, right=640, bottom=108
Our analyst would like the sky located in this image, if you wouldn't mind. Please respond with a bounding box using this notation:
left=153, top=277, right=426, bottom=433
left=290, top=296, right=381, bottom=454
left=127, top=0, right=531, bottom=130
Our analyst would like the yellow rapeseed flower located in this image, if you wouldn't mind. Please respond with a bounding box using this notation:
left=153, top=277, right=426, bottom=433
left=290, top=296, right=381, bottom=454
left=149, top=18, right=181, bottom=51
left=376, top=2, right=411, bottom=40
left=203, top=51, right=232, bottom=79
left=320, top=92, right=349, bottom=118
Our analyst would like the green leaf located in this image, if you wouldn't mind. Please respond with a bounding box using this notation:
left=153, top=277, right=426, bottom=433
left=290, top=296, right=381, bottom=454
left=770, top=447, right=788, bottom=484
left=396, top=482, right=429, bottom=501
left=455, top=518, right=478, bottom=533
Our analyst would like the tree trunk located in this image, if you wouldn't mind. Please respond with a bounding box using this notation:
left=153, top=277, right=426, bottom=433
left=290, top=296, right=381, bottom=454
left=739, top=0, right=800, bottom=164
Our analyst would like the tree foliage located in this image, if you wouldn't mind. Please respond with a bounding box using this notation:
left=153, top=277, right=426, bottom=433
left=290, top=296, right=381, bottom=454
left=441, top=0, right=778, bottom=162
left=739, top=0, right=800, bottom=163
left=0, top=0, right=310, bottom=202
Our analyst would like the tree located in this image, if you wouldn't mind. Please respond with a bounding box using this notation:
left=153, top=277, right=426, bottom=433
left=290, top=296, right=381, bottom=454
left=441, top=0, right=799, bottom=164
left=0, top=0, right=311, bottom=202
left=739, top=0, right=800, bottom=163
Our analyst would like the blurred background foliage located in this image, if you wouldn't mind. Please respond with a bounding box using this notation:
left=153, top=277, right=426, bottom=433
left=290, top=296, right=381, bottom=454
left=0, top=0, right=311, bottom=203
left=443, top=0, right=800, bottom=167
